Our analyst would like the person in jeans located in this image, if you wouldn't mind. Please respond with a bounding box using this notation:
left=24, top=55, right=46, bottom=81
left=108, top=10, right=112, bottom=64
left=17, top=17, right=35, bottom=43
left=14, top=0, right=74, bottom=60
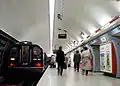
left=73, top=50, right=81, bottom=72
left=81, top=47, right=91, bottom=76
left=56, top=46, right=65, bottom=76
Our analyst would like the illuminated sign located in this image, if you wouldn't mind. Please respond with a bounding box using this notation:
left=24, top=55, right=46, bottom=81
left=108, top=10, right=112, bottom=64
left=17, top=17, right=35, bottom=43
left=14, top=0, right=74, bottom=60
left=58, top=34, right=67, bottom=39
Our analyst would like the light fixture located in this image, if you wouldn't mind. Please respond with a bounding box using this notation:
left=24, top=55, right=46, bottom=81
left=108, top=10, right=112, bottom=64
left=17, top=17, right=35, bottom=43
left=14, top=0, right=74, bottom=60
left=24, top=42, right=27, bottom=44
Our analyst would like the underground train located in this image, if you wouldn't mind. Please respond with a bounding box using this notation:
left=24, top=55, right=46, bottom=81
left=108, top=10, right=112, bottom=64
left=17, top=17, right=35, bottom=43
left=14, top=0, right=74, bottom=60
left=1, top=41, right=48, bottom=85
left=8, top=41, right=44, bottom=68
left=7, top=41, right=48, bottom=72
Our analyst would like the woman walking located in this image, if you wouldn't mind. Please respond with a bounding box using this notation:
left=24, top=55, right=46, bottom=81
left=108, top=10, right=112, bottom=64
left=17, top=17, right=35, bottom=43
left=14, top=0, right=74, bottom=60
left=81, top=47, right=91, bottom=76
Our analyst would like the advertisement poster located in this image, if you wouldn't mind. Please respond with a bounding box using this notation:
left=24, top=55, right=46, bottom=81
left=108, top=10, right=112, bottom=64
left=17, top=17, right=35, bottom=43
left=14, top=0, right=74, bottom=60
left=100, top=43, right=112, bottom=73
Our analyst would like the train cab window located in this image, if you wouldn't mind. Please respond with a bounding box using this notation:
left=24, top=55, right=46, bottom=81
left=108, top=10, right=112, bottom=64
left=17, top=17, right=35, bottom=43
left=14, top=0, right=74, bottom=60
left=33, top=47, right=41, bottom=61
left=10, top=47, right=18, bottom=61
left=8, top=47, right=19, bottom=67
left=10, top=47, right=18, bottom=57
left=22, top=46, right=29, bottom=63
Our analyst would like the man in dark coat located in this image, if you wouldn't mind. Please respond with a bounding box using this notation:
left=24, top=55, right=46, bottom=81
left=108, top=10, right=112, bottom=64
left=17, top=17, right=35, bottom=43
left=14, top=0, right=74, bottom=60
left=56, top=46, right=65, bottom=76
left=73, top=50, right=81, bottom=72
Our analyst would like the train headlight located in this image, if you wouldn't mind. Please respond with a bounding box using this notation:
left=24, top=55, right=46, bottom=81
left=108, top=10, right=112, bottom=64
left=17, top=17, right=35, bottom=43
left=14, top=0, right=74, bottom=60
left=24, top=42, right=27, bottom=44
left=33, top=58, right=37, bottom=60
left=10, top=58, right=15, bottom=60
left=38, top=59, right=41, bottom=60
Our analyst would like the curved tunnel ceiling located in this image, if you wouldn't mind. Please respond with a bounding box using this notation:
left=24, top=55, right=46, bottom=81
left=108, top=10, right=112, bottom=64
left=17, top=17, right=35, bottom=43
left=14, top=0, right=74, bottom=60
left=0, top=0, right=120, bottom=54
left=53, top=0, right=120, bottom=53
left=0, top=0, right=50, bottom=54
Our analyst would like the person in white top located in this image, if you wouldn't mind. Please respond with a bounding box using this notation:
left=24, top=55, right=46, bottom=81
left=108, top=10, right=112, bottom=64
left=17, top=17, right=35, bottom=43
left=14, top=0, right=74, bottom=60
left=81, top=46, right=91, bottom=76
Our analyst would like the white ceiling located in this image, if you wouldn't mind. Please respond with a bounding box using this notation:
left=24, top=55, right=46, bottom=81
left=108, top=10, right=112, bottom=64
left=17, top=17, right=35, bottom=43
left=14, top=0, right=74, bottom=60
left=53, top=0, right=120, bottom=53
left=1, top=0, right=120, bottom=54
left=0, top=0, right=50, bottom=54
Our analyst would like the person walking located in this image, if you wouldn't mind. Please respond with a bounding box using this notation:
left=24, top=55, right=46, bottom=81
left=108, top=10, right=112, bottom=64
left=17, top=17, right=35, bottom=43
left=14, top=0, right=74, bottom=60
left=81, top=47, right=91, bottom=76
left=56, top=46, right=65, bottom=76
left=65, top=56, right=68, bottom=69
left=50, top=55, right=55, bottom=68
left=73, top=50, right=81, bottom=72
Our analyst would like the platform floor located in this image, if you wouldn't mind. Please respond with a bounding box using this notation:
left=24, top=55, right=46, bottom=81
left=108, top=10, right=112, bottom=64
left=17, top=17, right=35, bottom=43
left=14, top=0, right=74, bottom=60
left=37, top=68, right=120, bottom=86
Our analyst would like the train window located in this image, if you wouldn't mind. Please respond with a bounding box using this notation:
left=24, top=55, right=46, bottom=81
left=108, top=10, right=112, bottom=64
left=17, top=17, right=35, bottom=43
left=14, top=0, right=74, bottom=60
left=22, top=46, right=29, bottom=63
left=33, top=47, right=41, bottom=61
left=0, top=50, right=2, bottom=65
left=10, top=47, right=18, bottom=57
left=0, top=42, right=6, bottom=65
left=10, top=47, right=19, bottom=62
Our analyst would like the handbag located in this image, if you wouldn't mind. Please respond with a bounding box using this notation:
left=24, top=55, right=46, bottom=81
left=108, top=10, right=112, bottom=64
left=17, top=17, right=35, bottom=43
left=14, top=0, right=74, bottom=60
left=63, top=63, right=67, bottom=69
left=80, top=63, right=82, bottom=69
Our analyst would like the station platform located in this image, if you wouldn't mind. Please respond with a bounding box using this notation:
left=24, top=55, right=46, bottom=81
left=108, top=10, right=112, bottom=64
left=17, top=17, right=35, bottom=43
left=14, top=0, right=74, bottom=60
left=37, top=68, right=120, bottom=86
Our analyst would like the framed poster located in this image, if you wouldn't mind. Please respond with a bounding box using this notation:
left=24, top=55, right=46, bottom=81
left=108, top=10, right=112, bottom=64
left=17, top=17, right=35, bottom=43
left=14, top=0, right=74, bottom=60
left=100, top=43, right=112, bottom=73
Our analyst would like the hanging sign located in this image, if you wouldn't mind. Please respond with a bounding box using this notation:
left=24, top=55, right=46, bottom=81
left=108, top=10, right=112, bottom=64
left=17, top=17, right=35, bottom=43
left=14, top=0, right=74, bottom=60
left=58, top=34, right=67, bottom=39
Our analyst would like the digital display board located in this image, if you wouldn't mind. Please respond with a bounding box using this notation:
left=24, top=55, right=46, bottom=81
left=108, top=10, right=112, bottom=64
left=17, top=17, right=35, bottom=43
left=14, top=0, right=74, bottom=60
left=58, top=34, right=67, bottom=39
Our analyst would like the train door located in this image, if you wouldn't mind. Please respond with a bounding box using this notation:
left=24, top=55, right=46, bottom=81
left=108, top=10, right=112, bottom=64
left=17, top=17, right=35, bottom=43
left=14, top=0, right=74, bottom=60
left=21, top=46, right=29, bottom=65
left=91, top=45, right=100, bottom=72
